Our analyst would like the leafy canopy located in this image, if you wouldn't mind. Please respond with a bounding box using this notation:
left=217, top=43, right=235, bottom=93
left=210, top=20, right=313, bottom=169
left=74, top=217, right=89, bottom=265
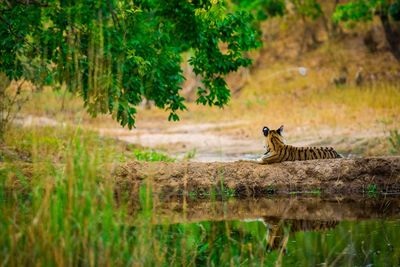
left=0, top=0, right=260, bottom=128
left=333, top=0, right=400, bottom=22
left=230, top=0, right=286, bottom=20
left=230, top=0, right=325, bottom=21
left=333, top=0, right=400, bottom=62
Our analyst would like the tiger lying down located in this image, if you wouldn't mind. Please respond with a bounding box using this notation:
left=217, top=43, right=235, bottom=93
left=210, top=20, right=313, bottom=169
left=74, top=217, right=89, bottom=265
left=245, top=125, right=342, bottom=164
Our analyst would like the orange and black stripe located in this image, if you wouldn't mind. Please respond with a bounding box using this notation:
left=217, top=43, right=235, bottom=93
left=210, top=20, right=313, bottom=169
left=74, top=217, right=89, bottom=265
left=261, top=126, right=342, bottom=164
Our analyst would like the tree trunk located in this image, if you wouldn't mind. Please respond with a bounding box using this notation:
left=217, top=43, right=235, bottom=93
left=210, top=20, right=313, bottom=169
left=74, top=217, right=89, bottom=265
left=320, top=0, right=342, bottom=40
left=380, top=13, right=400, bottom=62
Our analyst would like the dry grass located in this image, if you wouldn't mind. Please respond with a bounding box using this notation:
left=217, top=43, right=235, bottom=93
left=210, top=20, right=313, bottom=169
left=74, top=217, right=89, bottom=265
left=157, top=74, right=400, bottom=139
left=15, top=67, right=400, bottom=157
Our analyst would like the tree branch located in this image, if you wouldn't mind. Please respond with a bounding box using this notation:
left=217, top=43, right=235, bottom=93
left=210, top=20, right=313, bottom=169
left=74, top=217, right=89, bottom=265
left=0, top=14, right=38, bottom=53
left=0, top=15, right=26, bottom=43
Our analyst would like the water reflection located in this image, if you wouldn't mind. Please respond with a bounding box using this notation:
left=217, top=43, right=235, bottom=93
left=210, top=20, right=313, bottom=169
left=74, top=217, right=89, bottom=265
left=144, top=195, right=400, bottom=224
left=129, top=196, right=400, bottom=266
left=261, top=217, right=339, bottom=253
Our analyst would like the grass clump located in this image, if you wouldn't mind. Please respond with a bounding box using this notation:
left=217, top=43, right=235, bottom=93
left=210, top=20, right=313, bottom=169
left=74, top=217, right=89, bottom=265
left=133, top=149, right=175, bottom=162
left=183, top=148, right=197, bottom=161
left=1, top=137, right=126, bottom=266
left=366, top=184, right=378, bottom=197
left=388, top=129, right=400, bottom=155
left=0, top=126, right=179, bottom=266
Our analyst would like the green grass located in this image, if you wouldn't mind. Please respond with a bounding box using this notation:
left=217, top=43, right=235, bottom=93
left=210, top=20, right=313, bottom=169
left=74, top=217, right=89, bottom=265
left=1, top=140, right=118, bottom=265
left=388, top=129, right=400, bottom=155
left=133, top=149, right=175, bottom=162
left=1, top=125, right=138, bottom=164
left=183, top=148, right=197, bottom=161
left=367, top=184, right=378, bottom=197
left=0, top=125, right=175, bottom=266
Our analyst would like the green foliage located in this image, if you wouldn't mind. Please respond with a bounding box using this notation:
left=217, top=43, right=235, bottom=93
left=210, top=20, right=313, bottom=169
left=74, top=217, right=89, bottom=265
left=308, top=189, right=321, bottom=195
left=333, top=1, right=375, bottom=22
left=0, top=1, right=260, bottom=129
left=292, top=0, right=323, bottom=20
left=133, top=149, right=175, bottom=162
left=389, top=1, right=400, bottom=20
left=367, top=183, right=378, bottom=196
left=333, top=1, right=400, bottom=61
left=333, top=0, right=400, bottom=22
left=232, top=0, right=324, bottom=21
left=218, top=176, right=235, bottom=198
left=388, top=129, right=400, bottom=155
left=183, top=148, right=197, bottom=160
left=0, top=137, right=128, bottom=266
left=232, top=0, right=286, bottom=20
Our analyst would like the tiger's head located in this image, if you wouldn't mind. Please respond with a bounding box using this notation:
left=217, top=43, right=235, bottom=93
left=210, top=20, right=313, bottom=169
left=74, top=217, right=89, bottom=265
left=263, top=125, right=285, bottom=154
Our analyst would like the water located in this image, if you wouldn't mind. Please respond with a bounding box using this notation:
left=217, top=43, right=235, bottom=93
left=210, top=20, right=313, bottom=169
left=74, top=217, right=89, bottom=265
left=140, top=218, right=399, bottom=266
left=134, top=196, right=400, bottom=266
left=3, top=182, right=400, bottom=266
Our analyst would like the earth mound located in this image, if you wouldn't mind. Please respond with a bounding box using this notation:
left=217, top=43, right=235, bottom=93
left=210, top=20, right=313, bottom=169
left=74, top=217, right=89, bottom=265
left=115, top=157, right=400, bottom=198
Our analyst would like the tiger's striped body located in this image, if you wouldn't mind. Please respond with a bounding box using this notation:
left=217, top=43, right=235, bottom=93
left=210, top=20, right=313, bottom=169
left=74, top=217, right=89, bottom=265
left=253, top=125, right=341, bottom=164
left=262, top=144, right=342, bottom=164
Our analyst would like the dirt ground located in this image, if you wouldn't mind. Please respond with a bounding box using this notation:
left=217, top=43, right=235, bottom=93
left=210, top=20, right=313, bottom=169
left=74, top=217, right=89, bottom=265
left=115, top=157, right=400, bottom=198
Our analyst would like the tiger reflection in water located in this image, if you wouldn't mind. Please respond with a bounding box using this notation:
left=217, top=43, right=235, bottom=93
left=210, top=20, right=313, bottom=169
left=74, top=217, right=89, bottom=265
left=262, top=217, right=339, bottom=254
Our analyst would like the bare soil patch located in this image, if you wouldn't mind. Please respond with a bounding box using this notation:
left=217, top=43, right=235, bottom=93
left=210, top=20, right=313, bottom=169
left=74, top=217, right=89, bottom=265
left=115, top=157, right=400, bottom=198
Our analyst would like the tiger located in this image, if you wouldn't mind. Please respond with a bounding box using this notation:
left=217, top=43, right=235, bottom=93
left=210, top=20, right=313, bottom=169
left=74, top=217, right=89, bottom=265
left=247, top=125, right=342, bottom=164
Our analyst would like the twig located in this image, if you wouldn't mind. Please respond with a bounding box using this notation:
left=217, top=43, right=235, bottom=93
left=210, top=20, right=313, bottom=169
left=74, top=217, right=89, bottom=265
left=4, top=79, right=26, bottom=125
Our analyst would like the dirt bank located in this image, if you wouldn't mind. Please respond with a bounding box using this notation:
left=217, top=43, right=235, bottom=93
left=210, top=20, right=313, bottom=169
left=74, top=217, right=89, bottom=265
left=115, top=157, right=400, bottom=197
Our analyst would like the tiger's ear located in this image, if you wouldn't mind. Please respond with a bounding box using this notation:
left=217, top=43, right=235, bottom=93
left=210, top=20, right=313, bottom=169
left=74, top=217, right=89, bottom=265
left=277, top=125, right=284, bottom=135
left=262, top=126, right=269, bottom=137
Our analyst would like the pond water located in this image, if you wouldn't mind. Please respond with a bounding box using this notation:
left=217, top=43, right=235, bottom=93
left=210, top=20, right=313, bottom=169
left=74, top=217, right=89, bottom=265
left=139, top=218, right=399, bottom=266
left=132, top=196, right=400, bottom=266
left=3, top=180, right=400, bottom=265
